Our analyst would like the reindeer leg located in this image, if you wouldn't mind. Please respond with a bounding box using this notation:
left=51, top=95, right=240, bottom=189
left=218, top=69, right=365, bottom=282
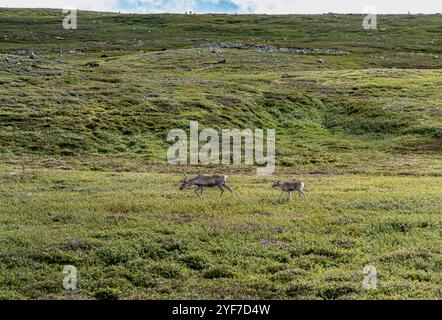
left=200, top=186, right=204, bottom=197
left=223, top=183, right=233, bottom=194
left=194, top=186, right=202, bottom=198
left=289, top=192, right=292, bottom=201
left=218, top=185, right=224, bottom=197
left=279, top=191, right=284, bottom=201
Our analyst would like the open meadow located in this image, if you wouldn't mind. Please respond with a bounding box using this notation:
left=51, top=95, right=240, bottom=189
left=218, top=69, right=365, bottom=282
left=0, top=9, right=441, bottom=299
left=0, top=167, right=441, bottom=299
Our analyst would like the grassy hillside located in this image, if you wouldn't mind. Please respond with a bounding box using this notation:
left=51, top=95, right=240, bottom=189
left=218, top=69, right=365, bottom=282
left=0, top=9, right=441, bottom=174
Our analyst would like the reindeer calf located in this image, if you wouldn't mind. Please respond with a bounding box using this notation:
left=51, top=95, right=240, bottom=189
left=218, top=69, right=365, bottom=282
left=272, top=181, right=306, bottom=201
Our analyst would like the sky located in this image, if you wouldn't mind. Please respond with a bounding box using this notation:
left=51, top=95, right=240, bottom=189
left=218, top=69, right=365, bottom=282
left=1, top=0, right=442, bottom=14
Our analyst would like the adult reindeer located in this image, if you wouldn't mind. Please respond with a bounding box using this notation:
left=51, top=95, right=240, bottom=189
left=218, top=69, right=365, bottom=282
left=179, top=173, right=233, bottom=198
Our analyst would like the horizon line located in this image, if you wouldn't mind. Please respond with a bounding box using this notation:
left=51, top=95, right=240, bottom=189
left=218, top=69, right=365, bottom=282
left=1, top=7, right=441, bottom=15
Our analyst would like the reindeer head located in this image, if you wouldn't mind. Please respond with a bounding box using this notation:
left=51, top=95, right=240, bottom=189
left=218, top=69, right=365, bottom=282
left=179, top=172, right=192, bottom=190
left=272, top=181, right=281, bottom=189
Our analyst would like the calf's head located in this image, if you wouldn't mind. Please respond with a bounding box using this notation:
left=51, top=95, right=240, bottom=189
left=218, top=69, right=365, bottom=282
left=272, top=181, right=281, bottom=189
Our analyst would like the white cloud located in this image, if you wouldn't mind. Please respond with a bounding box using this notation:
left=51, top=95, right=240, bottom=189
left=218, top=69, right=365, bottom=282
left=120, top=0, right=197, bottom=13
left=229, top=0, right=442, bottom=14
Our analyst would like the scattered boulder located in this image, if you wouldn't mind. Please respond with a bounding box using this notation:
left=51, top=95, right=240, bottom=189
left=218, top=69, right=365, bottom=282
left=317, top=58, right=325, bottom=64
left=217, top=59, right=226, bottom=64
left=29, top=51, right=39, bottom=59
left=100, top=53, right=108, bottom=58
left=10, top=224, right=21, bottom=230
left=85, top=61, right=100, bottom=68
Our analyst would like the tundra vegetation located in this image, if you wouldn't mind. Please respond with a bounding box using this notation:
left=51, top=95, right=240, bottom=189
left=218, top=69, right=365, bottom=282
left=0, top=9, right=441, bottom=299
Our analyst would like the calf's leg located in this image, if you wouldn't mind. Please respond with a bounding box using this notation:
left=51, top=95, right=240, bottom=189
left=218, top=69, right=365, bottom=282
left=218, top=185, right=224, bottom=197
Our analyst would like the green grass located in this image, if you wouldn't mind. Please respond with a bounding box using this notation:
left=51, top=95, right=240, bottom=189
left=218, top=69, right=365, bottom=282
left=0, top=167, right=441, bottom=299
left=0, top=9, right=441, bottom=299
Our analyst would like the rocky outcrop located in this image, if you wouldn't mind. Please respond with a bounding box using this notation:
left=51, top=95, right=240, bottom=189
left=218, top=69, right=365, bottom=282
left=199, top=43, right=351, bottom=55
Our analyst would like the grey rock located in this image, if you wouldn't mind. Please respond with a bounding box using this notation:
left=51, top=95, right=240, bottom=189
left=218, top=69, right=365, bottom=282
left=85, top=61, right=100, bottom=68
left=198, top=43, right=351, bottom=55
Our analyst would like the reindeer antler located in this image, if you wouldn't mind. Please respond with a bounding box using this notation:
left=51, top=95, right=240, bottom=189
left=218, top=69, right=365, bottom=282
left=182, top=172, right=188, bottom=181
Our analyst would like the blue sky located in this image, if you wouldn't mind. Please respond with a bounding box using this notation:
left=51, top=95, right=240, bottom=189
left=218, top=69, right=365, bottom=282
left=116, top=0, right=242, bottom=13
left=2, top=0, right=442, bottom=14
